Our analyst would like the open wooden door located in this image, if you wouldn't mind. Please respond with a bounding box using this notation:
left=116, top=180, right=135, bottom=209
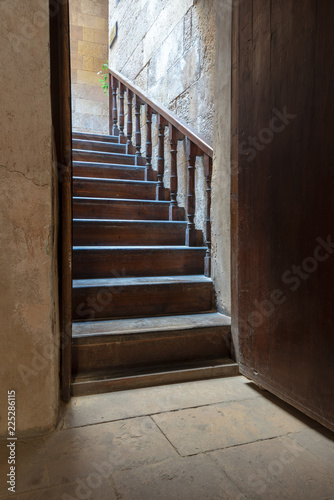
left=231, top=0, right=334, bottom=431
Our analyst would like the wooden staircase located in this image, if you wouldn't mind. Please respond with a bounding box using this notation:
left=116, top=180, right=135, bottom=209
left=70, top=69, right=237, bottom=396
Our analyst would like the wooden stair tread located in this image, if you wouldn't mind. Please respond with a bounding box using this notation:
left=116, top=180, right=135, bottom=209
left=72, top=312, right=231, bottom=338
left=73, top=196, right=171, bottom=203
left=73, top=177, right=164, bottom=201
left=73, top=176, right=156, bottom=185
left=72, top=246, right=206, bottom=278
left=72, top=150, right=137, bottom=166
left=73, top=275, right=212, bottom=288
left=73, top=245, right=206, bottom=250
left=72, top=132, right=119, bottom=143
left=72, top=139, right=126, bottom=151
left=72, top=197, right=185, bottom=221
left=73, top=219, right=190, bottom=246
left=73, top=219, right=187, bottom=225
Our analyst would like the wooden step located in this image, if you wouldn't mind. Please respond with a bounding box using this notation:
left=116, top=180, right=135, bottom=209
left=73, top=177, right=163, bottom=200
left=73, top=246, right=207, bottom=278
left=72, top=139, right=126, bottom=154
left=73, top=220, right=187, bottom=246
left=73, top=197, right=185, bottom=221
left=72, top=275, right=214, bottom=320
left=72, top=132, right=119, bottom=143
left=72, top=313, right=232, bottom=375
left=71, top=358, right=239, bottom=396
left=72, top=150, right=136, bottom=165
left=73, top=162, right=147, bottom=181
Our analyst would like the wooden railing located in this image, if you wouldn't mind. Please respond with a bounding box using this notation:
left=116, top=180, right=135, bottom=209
left=108, top=68, right=213, bottom=276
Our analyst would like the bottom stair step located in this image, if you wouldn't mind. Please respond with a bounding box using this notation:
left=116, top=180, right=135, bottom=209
left=71, top=358, right=239, bottom=396
left=72, top=313, right=232, bottom=376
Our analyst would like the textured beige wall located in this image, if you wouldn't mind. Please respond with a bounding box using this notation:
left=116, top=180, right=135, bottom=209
left=0, top=0, right=59, bottom=435
left=212, top=1, right=232, bottom=315
left=109, top=0, right=215, bottom=234
left=70, top=0, right=109, bottom=134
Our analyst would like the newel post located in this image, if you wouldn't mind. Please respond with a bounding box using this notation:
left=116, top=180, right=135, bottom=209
left=204, top=154, right=213, bottom=276
left=108, top=73, right=113, bottom=135
left=111, top=76, right=119, bottom=136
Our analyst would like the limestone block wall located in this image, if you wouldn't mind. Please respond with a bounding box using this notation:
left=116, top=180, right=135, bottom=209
left=109, top=0, right=216, bottom=234
left=70, top=0, right=109, bottom=134
left=0, top=0, right=59, bottom=435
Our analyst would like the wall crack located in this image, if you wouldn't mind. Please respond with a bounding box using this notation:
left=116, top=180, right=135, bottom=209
left=0, top=164, right=49, bottom=188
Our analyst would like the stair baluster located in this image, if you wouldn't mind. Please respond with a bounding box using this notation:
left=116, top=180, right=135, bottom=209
left=135, top=95, right=142, bottom=158
left=157, top=115, right=167, bottom=201
left=169, top=125, right=178, bottom=221
left=107, top=67, right=213, bottom=272
left=126, top=89, right=134, bottom=154
left=145, top=105, right=152, bottom=181
left=119, top=83, right=125, bottom=138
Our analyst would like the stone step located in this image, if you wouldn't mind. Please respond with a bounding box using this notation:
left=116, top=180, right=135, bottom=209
left=71, top=358, right=239, bottom=396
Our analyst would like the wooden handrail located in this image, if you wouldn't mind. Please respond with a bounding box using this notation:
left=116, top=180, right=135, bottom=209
left=108, top=67, right=213, bottom=158
left=108, top=66, right=213, bottom=275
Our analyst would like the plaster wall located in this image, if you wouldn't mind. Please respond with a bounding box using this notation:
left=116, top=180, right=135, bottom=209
left=70, top=0, right=109, bottom=134
left=212, top=1, right=232, bottom=315
left=0, top=0, right=59, bottom=435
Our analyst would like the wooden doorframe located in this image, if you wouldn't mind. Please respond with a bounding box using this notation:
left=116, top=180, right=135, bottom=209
left=230, top=0, right=240, bottom=362
left=50, top=0, right=73, bottom=402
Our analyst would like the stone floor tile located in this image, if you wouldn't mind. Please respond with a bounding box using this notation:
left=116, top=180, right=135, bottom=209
left=289, top=426, right=334, bottom=465
left=45, top=416, right=177, bottom=486
left=0, top=438, right=49, bottom=497
left=62, top=376, right=260, bottom=429
left=152, top=396, right=317, bottom=455
left=0, top=478, right=116, bottom=500
left=113, top=454, right=247, bottom=500
left=209, top=435, right=334, bottom=500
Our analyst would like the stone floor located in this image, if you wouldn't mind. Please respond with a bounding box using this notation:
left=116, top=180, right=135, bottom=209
left=1, top=375, right=333, bottom=500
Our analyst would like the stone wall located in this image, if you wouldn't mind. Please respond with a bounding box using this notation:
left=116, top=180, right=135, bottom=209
left=0, top=0, right=59, bottom=435
left=109, top=0, right=216, bottom=235
left=70, top=0, right=109, bottom=134
left=109, top=0, right=215, bottom=140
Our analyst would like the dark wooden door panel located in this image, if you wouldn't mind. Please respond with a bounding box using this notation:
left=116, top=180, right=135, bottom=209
left=232, top=0, right=334, bottom=430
